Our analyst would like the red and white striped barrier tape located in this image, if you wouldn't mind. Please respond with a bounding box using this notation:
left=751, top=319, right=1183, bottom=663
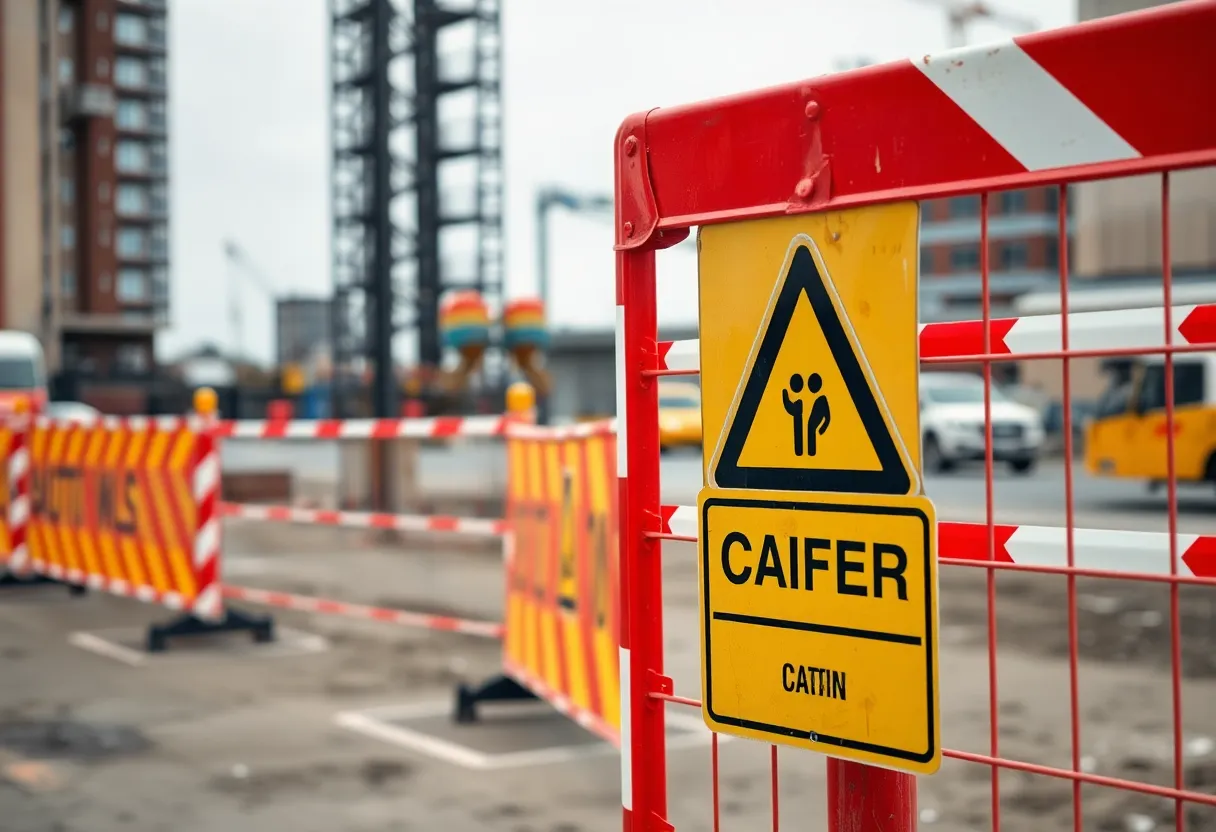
left=658, top=304, right=1216, bottom=373
left=659, top=505, right=1216, bottom=579
left=221, top=584, right=504, bottom=638
left=214, top=413, right=515, bottom=441
left=218, top=501, right=507, bottom=537
left=506, top=418, right=617, bottom=440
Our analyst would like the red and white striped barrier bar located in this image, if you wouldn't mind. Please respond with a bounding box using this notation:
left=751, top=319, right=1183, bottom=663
left=218, top=501, right=507, bottom=537
left=659, top=505, right=1216, bottom=579
left=214, top=413, right=515, bottom=441
left=658, top=304, right=1216, bottom=373
left=221, top=584, right=504, bottom=638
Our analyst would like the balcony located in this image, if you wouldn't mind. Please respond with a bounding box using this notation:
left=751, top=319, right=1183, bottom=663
left=59, top=309, right=164, bottom=335
left=60, top=84, right=115, bottom=123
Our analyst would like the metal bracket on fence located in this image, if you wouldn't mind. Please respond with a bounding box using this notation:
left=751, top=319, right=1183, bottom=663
left=648, top=670, right=673, bottom=698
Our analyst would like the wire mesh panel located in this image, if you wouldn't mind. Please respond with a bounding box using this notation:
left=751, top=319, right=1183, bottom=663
left=613, top=4, right=1216, bottom=830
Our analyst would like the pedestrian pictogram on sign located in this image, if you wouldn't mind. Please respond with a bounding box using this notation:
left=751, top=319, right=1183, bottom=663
left=710, top=234, right=918, bottom=496
left=697, top=487, right=940, bottom=774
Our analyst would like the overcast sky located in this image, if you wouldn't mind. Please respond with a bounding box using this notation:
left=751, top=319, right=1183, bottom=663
left=161, top=0, right=1075, bottom=365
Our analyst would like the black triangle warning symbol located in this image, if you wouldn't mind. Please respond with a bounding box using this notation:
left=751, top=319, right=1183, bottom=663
left=710, top=235, right=917, bottom=496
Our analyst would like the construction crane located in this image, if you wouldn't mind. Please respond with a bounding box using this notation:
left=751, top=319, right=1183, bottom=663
left=223, top=239, right=278, bottom=365
left=535, top=186, right=613, bottom=313
left=910, top=0, right=1037, bottom=48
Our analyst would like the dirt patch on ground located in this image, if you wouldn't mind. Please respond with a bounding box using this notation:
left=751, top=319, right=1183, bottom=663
left=941, top=568, right=1216, bottom=677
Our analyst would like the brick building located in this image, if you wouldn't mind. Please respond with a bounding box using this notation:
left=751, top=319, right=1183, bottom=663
left=1, top=0, right=169, bottom=412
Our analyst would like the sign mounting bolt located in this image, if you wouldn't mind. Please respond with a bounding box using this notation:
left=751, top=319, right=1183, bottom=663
left=624, top=136, right=638, bottom=156
left=805, top=101, right=820, bottom=120
left=795, top=177, right=815, bottom=199
left=624, top=221, right=634, bottom=238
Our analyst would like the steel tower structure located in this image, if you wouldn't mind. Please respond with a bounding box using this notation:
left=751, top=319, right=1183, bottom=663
left=329, top=0, right=504, bottom=419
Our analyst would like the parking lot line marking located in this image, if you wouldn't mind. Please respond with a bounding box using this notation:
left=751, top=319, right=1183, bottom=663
left=333, top=710, right=493, bottom=770
left=68, top=631, right=146, bottom=667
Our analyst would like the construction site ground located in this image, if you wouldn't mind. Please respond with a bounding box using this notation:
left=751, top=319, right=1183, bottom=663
left=1, top=465, right=1215, bottom=831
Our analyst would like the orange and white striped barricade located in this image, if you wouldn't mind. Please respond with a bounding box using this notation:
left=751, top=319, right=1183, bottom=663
left=611, top=4, right=1216, bottom=832
left=0, top=413, right=35, bottom=586
left=208, top=408, right=521, bottom=641
left=0, top=410, right=263, bottom=650
left=454, top=419, right=621, bottom=737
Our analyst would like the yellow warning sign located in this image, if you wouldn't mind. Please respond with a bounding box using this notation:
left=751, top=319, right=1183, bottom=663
left=699, top=206, right=921, bottom=496
left=698, top=487, right=940, bottom=774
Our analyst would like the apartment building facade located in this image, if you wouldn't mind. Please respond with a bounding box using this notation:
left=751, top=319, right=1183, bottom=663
left=920, top=187, right=1064, bottom=323
left=1, top=0, right=168, bottom=410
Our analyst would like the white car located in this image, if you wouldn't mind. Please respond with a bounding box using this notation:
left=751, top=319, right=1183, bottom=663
left=44, top=400, right=101, bottom=426
left=920, top=373, right=1044, bottom=474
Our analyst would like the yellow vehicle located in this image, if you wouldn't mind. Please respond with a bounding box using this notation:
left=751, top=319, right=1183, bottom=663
left=658, top=380, right=702, bottom=452
left=1085, top=353, right=1216, bottom=488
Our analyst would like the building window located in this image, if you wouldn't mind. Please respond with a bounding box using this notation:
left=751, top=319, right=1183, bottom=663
left=117, top=185, right=148, bottom=216
left=920, top=247, right=932, bottom=274
left=61, top=225, right=76, bottom=250
left=114, top=57, right=146, bottom=88
left=61, top=270, right=76, bottom=298
left=117, top=268, right=149, bottom=302
left=1045, top=238, right=1060, bottom=269
left=116, top=99, right=147, bottom=130
left=117, top=228, right=146, bottom=258
left=114, top=14, right=146, bottom=46
left=1000, top=190, right=1027, bottom=214
left=58, top=5, right=73, bottom=33
left=60, top=176, right=74, bottom=205
left=148, top=100, right=166, bottom=131
left=148, top=58, right=166, bottom=88
left=1045, top=187, right=1060, bottom=213
left=949, top=244, right=979, bottom=272
left=150, top=225, right=168, bottom=258
left=149, top=142, right=167, bottom=173
left=59, top=128, right=75, bottom=150
left=58, top=56, right=74, bottom=85
left=116, top=344, right=150, bottom=374
left=1000, top=241, right=1029, bottom=270
left=115, top=141, right=149, bottom=173
left=949, top=195, right=981, bottom=218
left=149, top=184, right=168, bottom=215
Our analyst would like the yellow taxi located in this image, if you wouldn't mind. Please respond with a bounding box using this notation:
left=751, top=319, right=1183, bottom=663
left=658, top=380, right=702, bottom=451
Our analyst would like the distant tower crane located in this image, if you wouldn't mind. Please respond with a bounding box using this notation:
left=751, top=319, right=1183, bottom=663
left=911, top=0, right=1038, bottom=48
left=535, top=186, right=613, bottom=313
left=223, top=239, right=278, bottom=363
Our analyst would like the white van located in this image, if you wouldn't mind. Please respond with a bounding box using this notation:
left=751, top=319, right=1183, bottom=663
left=0, top=331, right=48, bottom=415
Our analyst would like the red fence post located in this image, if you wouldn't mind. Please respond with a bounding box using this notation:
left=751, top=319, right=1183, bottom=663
left=616, top=221, right=669, bottom=832
left=827, top=759, right=917, bottom=832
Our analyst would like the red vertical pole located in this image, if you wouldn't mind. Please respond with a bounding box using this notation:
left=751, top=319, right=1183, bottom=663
left=827, top=760, right=916, bottom=832
left=616, top=244, right=668, bottom=832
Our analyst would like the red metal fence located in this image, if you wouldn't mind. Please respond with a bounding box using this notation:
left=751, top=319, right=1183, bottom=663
left=614, top=3, right=1216, bottom=830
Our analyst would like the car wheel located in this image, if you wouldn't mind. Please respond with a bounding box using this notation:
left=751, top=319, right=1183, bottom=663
left=924, top=435, right=954, bottom=473
left=1008, top=457, right=1036, bottom=474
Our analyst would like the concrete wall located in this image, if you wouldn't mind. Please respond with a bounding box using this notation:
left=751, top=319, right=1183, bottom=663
left=2, top=0, right=44, bottom=336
